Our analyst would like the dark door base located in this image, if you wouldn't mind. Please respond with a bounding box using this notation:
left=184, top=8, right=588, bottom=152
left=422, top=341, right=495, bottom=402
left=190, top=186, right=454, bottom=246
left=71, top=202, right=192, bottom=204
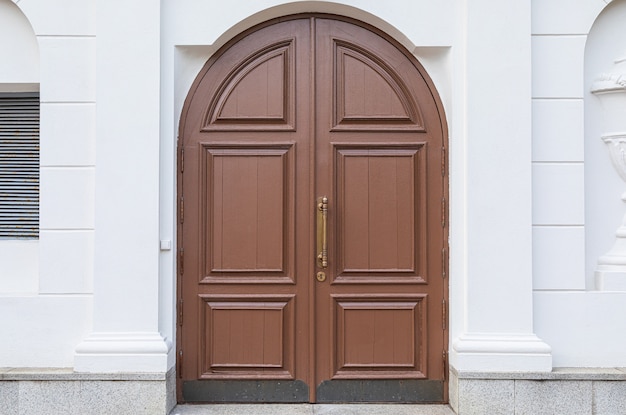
left=316, top=379, right=444, bottom=403
left=182, top=380, right=309, bottom=403
left=182, top=379, right=443, bottom=403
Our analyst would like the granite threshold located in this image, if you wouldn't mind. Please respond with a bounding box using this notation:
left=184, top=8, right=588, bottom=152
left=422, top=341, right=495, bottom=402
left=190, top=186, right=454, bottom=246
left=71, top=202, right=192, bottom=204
left=451, top=366, right=626, bottom=381
left=171, top=404, right=456, bottom=415
left=5, top=365, right=626, bottom=381
left=0, top=367, right=169, bottom=381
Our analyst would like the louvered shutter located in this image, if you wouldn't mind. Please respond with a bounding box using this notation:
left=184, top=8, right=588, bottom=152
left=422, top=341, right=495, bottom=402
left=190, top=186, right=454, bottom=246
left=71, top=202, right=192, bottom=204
left=0, top=93, right=39, bottom=238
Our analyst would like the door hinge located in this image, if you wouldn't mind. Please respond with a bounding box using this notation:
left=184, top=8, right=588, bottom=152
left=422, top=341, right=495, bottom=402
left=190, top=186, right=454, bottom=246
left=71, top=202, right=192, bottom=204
left=442, top=247, right=448, bottom=278
left=442, top=349, right=448, bottom=380
left=179, top=248, right=184, bottom=275
left=177, top=350, right=183, bottom=378
left=180, top=146, right=184, bottom=173
left=178, top=299, right=183, bottom=327
left=179, top=196, right=184, bottom=224
left=441, top=198, right=446, bottom=228
left=442, top=299, right=447, bottom=330
left=441, top=147, right=446, bottom=177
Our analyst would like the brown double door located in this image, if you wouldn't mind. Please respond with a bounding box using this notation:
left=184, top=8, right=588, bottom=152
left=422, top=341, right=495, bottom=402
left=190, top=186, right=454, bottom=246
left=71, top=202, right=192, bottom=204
left=178, top=15, right=447, bottom=403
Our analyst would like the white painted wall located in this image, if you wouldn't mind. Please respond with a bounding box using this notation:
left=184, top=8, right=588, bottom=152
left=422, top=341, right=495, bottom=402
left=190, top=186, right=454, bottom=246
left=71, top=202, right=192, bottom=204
left=0, top=0, right=39, bottom=294
left=0, top=1, right=38, bottom=84
left=74, top=0, right=169, bottom=373
left=532, top=0, right=626, bottom=367
left=0, top=0, right=95, bottom=367
left=531, top=0, right=591, bottom=293
left=1, top=0, right=625, bottom=371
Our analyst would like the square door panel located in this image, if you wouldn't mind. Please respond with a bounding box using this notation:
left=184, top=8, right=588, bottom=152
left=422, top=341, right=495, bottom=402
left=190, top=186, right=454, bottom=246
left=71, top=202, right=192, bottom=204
left=200, top=295, right=295, bottom=379
left=332, top=295, right=427, bottom=379
left=334, top=144, right=427, bottom=283
left=201, top=144, right=295, bottom=283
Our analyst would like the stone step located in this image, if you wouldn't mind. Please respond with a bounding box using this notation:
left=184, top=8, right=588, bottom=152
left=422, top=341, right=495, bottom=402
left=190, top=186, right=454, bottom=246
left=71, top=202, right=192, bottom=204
left=171, top=404, right=455, bottom=415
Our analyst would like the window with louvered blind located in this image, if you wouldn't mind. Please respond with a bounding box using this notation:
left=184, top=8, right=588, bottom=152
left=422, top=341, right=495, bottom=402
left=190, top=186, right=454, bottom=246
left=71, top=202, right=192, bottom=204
left=0, top=92, right=39, bottom=239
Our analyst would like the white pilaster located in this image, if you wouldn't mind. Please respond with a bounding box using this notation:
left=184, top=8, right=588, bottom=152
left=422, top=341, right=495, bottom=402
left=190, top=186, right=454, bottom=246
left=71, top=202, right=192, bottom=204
left=449, top=0, right=552, bottom=372
left=74, top=0, right=170, bottom=372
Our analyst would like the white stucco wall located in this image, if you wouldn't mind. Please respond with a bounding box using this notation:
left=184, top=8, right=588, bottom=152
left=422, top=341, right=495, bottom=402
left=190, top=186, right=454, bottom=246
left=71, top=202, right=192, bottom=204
left=533, top=0, right=626, bottom=367
left=0, top=0, right=39, bottom=295
left=1, top=0, right=625, bottom=372
left=0, top=1, right=38, bottom=85
left=0, top=0, right=94, bottom=367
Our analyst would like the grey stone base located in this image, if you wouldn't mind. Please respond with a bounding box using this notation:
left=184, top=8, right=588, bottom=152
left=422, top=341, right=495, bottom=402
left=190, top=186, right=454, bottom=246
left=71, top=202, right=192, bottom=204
left=450, top=366, right=626, bottom=415
left=172, top=403, right=456, bottom=414
left=0, top=367, right=176, bottom=415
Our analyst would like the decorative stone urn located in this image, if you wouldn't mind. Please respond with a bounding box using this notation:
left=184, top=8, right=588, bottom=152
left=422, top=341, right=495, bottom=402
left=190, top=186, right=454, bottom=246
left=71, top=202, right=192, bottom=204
left=591, top=53, right=626, bottom=291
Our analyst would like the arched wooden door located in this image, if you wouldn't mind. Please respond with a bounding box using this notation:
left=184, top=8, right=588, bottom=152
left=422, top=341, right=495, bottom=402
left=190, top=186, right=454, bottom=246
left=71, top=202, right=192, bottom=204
left=178, top=15, right=448, bottom=403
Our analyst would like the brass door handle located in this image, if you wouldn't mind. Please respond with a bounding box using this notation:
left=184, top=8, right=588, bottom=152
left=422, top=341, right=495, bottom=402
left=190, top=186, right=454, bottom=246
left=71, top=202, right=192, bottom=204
left=317, top=196, right=328, bottom=269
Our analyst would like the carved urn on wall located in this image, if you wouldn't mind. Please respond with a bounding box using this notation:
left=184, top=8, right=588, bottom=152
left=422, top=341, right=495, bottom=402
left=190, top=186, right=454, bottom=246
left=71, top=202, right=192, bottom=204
left=591, top=53, right=626, bottom=290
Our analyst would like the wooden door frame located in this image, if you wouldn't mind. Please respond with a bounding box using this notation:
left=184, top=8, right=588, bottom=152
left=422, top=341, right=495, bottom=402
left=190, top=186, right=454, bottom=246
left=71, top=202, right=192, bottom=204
left=175, top=12, right=449, bottom=403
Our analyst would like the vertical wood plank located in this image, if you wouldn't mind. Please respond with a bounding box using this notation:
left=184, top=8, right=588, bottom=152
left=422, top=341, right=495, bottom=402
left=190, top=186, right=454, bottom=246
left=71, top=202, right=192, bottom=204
left=342, top=153, right=370, bottom=270
left=256, top=154, right=284, bottom=270
left=368, top=156, right=399, bottom=270
left=221, top=156, right=258, bottom=269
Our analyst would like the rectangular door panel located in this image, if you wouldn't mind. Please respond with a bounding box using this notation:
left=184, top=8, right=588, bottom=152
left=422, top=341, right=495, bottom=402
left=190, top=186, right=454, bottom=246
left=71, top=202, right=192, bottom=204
left=200, top=295, right=295, bottom=379
left=332, top=294, right=427, bottom=379
left=334, top=144, right=428, bottom=284
left=201, top=144, right=295, bottom=283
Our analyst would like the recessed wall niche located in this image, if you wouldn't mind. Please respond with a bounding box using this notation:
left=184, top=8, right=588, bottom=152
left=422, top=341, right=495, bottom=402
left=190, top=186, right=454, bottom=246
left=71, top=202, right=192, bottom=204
left=584, top=0, right=626, bottom=290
